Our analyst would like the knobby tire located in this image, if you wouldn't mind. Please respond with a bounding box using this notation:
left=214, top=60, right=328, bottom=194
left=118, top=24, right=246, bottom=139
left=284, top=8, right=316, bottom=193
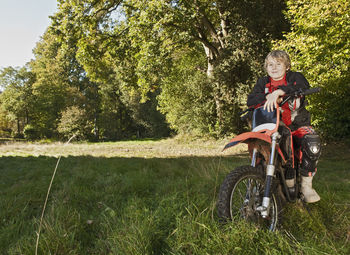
left=217, top=165, right=282, bottom=231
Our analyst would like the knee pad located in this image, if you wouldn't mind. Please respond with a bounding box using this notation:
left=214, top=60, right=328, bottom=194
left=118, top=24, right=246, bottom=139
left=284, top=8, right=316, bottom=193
left=302, top=134, right=321, bottom=161
left=300, top=134, right=321, bottom=175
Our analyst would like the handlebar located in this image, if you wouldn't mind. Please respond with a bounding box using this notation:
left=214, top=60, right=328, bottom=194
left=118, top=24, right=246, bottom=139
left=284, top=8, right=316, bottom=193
left=280, top=87, right=321, bottom=106
left=240, top=87, right=321, bottom=121
left=302, top=87, right=321, bottom=95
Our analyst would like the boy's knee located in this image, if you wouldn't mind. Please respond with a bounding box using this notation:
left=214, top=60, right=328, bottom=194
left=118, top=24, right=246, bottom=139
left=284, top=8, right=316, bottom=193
left=302, top=134, right=321, bottom=161
left=300, top=134, right=321, bottom=176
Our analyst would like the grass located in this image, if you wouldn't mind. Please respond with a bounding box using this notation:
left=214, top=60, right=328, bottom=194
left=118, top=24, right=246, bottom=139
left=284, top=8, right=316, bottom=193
left=0, top=138, right=349, bottom=254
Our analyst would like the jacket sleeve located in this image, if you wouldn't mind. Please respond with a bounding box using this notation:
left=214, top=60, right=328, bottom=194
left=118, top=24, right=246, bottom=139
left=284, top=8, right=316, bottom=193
left=278, top=72, right=310, bottom=94
left=247, top=77, right=267, bottom=107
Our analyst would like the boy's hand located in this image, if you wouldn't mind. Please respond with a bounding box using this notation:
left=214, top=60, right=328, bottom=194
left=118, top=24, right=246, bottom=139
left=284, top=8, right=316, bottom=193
left=264, top=89, right=285, bottom=112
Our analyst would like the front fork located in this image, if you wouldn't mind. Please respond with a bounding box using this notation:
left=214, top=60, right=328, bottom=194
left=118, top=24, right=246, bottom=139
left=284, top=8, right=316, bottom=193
left=253, top=132, right=280, bottom=218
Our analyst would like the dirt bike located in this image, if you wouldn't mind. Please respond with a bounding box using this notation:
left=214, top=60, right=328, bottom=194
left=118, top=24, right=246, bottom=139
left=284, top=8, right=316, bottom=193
left=217, top=87, right=321, bottom=231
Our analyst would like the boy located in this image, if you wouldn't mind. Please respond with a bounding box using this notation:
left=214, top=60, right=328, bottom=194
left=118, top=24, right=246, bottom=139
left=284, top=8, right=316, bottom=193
left=247, top=50, right=321, bottom=203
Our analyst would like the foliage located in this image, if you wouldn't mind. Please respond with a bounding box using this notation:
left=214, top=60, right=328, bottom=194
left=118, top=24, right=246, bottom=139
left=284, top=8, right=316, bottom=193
left=0, top=108, right=12, bottom=138
left=0, top=0, right=290, bottom=139
left=0, top=66, right=35, bottom=136
left=275, top=0, right=350, bottom=139
left=1, top=0, right=348, bottom=140
left=57, top=106, right=91, bottom=140
left=23, top=124, right=40, bottom=140
left=116, top=0, right=289, bottom=136
left=157, top=48, right=216, bottom=135
left=49, top=0, right=169, bottom=140
left=123, top=91, right=171, bottom=138
left=30, top=30, right=74, bottom=138
left=0, top=1, right=169, bottom=141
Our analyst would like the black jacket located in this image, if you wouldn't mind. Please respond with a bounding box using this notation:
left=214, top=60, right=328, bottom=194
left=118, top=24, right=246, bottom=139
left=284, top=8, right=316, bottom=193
left=247, top=71, right=311, bottom=131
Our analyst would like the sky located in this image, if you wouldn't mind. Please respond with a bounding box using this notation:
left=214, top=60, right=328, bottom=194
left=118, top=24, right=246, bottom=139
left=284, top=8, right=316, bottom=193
left=0, top=0, right=58, bottom=69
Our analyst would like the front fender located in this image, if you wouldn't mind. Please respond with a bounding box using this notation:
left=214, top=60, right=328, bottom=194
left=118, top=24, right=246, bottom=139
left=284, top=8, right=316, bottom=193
left=223, top=132, right=286, bottom=163
left=223, top=132, right=271, bottom=151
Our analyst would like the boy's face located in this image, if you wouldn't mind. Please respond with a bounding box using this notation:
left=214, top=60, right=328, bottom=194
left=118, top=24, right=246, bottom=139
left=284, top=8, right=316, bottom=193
left=266, top=57, right=287, bottom=81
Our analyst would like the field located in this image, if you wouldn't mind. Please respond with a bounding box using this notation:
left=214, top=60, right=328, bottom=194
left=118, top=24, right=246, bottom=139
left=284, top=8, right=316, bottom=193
left=0, top=138, right=349, bottom=254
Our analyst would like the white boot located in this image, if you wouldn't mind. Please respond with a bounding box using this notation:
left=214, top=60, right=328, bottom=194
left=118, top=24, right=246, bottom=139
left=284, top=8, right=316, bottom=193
left=301, top=176, right=320, bottom=203
left=286, top=178, right=295, bottom=188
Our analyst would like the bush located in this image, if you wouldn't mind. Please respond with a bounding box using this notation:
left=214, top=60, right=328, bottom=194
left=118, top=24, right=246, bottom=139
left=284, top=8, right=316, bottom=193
left=23, top=124, right=40, bottom=140
left=58, top=106, right=91, bottom=141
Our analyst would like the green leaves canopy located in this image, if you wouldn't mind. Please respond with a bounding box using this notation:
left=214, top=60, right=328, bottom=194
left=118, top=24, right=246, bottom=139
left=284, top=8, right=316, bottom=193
left=276, top=0, right=350, bottom=139
left=0, top=0, right=291, bottom=139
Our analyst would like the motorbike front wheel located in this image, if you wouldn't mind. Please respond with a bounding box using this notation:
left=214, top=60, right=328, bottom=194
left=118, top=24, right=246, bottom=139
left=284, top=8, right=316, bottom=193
left=217, top=165, right=281, bottom=231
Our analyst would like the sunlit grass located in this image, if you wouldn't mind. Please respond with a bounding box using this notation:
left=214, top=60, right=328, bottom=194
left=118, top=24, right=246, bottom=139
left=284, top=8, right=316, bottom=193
left=0, top=139, right=349, bottom=254
left=0, top=137, right=247, bottom=158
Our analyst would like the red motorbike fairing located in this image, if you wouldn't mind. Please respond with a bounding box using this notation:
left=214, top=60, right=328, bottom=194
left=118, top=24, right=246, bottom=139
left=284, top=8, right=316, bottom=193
left=223, top=132, right=271, bottom=150
left=223, top=132, right=286, bottom=163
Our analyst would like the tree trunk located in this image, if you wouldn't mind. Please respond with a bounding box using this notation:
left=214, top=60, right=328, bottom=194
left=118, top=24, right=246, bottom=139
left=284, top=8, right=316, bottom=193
left=204, top=44, right=223, bottom=133
left=94, top=110, right=99, bottom=140
left=17, top=118, right=21, bottom=135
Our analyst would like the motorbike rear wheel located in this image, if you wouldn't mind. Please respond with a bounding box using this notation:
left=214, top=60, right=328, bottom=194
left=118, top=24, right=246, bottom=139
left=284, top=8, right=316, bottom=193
left=217, top=165, right=281, bottom=231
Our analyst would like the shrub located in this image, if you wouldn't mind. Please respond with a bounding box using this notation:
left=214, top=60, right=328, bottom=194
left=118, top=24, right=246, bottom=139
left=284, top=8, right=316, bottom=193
left=23, top=124, right=40, bottom=140
left=58, top=106, right=90, bottom=140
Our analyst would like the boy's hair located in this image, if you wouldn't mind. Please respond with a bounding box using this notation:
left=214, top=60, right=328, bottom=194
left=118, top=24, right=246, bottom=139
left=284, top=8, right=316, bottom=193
left=264, top=50, right=291, bottom=71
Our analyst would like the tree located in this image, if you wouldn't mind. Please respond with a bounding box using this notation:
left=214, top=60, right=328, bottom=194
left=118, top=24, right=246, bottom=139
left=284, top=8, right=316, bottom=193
left=157, top=46, right=216, bottom=135
left=60, top=0, right=288, bottom=136
left=3, top=0, right=287, bottom=140
left=57, top=106, right=90, bottom=140
left=0, top=66, right=35, bottom=137
left=0, top=107, right=12, bottom=137
left=30, top=31, right=73, bottom=138
left=31, top=4, right=104, bottom=140
left=121, top=0, right=289, bottom=135
left=51, top=0, right=171, bottom=139
left=276, top=0, right=350, bottom=139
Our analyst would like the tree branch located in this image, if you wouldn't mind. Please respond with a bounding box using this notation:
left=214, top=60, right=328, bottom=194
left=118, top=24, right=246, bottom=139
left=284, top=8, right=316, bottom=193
left=200, top=15, right=225, bottom=49
left=92, top=0, right=123, bottom=17
left=193, top=26, right=220, bottom=59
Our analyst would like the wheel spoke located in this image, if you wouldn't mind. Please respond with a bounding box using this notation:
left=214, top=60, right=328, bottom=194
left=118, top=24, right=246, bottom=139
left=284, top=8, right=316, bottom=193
left=237, top=183, right=246, bottom=202
left=230, top=175, right=278, bottom=230
left=219, top=166, right=280, bottom=231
